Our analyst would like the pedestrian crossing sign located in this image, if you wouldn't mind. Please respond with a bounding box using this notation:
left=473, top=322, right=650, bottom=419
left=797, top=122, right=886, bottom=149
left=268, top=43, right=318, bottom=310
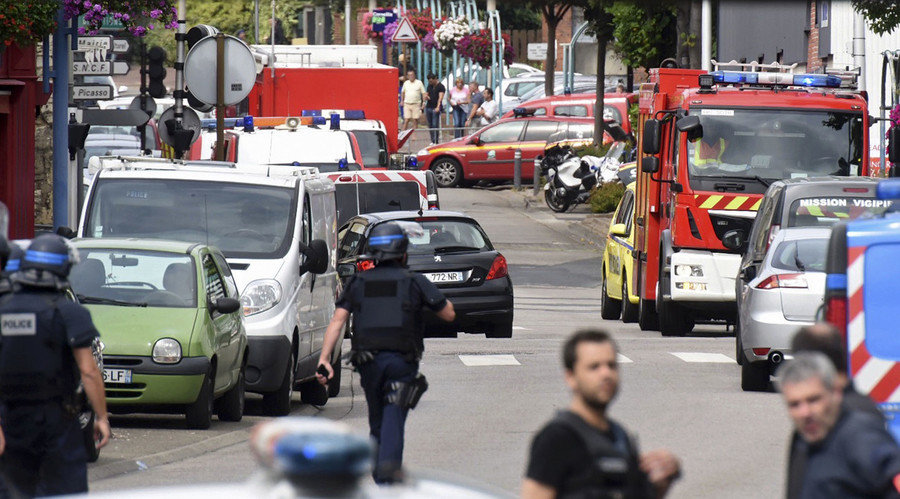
left=392, top=17, right=420, bottom=43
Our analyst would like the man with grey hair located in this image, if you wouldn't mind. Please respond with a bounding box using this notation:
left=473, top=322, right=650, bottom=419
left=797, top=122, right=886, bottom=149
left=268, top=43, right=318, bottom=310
left=779, top=353, right=900, bottom=498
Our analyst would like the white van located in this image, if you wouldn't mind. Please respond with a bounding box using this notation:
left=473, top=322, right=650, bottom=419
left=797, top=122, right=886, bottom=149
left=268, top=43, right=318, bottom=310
left=324, top=170, right=440, bottom=226
left=77, top=156, right=342, bottom=416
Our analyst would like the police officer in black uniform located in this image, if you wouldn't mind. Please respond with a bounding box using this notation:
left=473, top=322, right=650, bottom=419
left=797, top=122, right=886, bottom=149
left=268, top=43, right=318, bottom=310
left=0, top=239, right=23, bottom=296
left=0, top=235, right=111, bottom=496
left=316, top=222, right=455, bottom=484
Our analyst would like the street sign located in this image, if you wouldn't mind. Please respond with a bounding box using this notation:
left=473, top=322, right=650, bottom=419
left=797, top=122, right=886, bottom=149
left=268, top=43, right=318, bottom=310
left=527, top=43, right=548, bottom=61
left=82, top=108, right=150, bottom=127
left=391, top=18, right=419, bottom=43
left=112, top=39, right=129, bottom=53
left=184, top=35, right=256, bottom=106
left=72, top=85, right=113, bottom=101
left=78, top=15, right=124, bottom=31
left=72, top=61, right=130, bottom=75
left=371, top=9, right=397, bottom=33
left=77, top=36, right=112, bottom=51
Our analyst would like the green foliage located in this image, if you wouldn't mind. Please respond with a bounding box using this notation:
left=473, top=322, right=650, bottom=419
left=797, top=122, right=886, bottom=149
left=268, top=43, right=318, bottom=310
left=607, top=1, right=676, bottom=69
left=574, top=142, right=612, bottom=158
left=1, top=0, right=59, bottom=47
left=852, top=0, right=900, bottom=35
left=590, top=182, right=625, bottom=213
left=496, top=3, right=543, bottom=30
left=628, top=103, right=639, bottom=139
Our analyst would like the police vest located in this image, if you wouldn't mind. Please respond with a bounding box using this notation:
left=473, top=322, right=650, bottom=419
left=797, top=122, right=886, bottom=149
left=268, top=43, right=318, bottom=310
left=0, top=291, right=77, bottom=402
left=554, top=411, right=650, bottom=499
left=693, top=138, right=726, bottom=166
left=349, top=264, right=421, bottom=355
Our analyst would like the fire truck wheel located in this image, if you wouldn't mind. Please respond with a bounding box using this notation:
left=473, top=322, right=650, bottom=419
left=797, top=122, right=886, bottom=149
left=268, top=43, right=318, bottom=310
left=600, top=267, right=622, bottom=320
left=638, top=298, right=658, bottom=331
left=657, top=267, right=694, bottom=336
left=431, top=158, right=463, bottom=188
left=621, top=273, right=639, bottom=323
left=741, top=361, right=770, bottom=392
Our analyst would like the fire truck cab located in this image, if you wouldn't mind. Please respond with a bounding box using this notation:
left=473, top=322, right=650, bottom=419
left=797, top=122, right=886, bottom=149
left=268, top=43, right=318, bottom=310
left=634, top=63, right=869, bottom=336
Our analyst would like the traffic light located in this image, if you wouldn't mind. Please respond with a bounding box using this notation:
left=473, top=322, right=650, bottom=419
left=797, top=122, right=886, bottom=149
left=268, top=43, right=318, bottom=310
left=147, top=46, right=167, bottom=99
left=186, top=24, right=219, bottom=50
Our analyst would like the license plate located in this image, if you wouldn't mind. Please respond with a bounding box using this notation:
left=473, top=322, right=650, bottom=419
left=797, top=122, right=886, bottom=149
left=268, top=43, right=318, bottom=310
left=424, top=271, right=464, bottom=283
left=103, top=368, right=132, bottom=384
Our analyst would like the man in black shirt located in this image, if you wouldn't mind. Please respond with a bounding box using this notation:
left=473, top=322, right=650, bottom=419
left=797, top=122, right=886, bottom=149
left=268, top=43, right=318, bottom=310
left=523, top=329, right=681, bottom=499
left=424, top=73, right=445, bottom=144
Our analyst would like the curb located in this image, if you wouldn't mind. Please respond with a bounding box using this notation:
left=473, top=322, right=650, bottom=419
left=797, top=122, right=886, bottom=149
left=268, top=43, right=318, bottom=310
left=495, top=188, right=608, bottom=250
left=89, top=428, right=251, bottom=482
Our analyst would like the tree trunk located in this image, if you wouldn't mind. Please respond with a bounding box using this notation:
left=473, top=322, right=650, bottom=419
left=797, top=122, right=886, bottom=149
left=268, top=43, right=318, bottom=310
left=676, top=0, right=690, bottom=68
left=594, top=31, right=608, bottom=147
left=545, top=19, right=558, bottom=97
left=689, top=0, right=702, bottom=68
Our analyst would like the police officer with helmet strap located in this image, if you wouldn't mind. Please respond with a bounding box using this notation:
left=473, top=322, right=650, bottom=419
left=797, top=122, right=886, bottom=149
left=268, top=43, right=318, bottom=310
left=317, top=222, right=455, bottom=484
left=0, top=235, right=111, bottom=496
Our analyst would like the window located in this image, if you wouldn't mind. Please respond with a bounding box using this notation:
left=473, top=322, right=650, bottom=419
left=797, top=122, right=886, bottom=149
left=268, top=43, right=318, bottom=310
left=203, top=254, right=227, bottom=301
left=401, top=220, right=493, bottom=254
left=334, top=182, right=420, bottom=226
left=338, top=222, right=367, bottom=258
left=479, top=122, right=525, bottom=143
left=771, top=238, right=828, bottom=272
left=523, top=121, right=561, bottom=142
left=787, top=197, right=893, bottom=227
left=212, top=252, right=238, bottom=298
left=553, top=105, right=588, bottom=117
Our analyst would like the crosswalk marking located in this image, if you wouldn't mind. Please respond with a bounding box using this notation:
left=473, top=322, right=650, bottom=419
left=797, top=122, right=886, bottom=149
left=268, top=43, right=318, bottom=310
left=670, top=352, right=734, bottom=363
left=617, top=354, right=633, bottom=364
left=459, top=354, right=521, bottom=366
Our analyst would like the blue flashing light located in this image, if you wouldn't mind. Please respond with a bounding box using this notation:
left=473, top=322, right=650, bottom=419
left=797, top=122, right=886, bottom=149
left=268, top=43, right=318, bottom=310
left=709, top=71, right=758, bottom=85
left=242, top=115, right=254, bottom=133
left=338, top=158, right=348, bottom=170
left=302, top=110, right=321, bottom=117
left=272, top=433, right=371, bottom=477
left=312, top=116, right=327, bottom=125
left=877, top=179, right=900, bottom=200
left=344, top=110, right=365, bottom=120
left=330, top=113, right=340, bottom=130
left=291, top=161, right=301, bottom=166
left=406, top=156, right=418, bottom=170
left=792, top=74, right=842, bottom=88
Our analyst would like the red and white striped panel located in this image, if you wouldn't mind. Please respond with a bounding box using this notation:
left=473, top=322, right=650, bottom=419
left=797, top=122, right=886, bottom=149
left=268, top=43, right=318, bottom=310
left=325, top=171, right=428, bottom=199
left=847, top=246, right=900, bottom=403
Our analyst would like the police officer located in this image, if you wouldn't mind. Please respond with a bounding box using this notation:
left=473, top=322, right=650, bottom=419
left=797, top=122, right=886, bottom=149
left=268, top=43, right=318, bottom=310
left=0, top=235, right=111, bottom=496
left=0, top=240, right=23, bottom=296
left=316, top=222, right=455, bottom=484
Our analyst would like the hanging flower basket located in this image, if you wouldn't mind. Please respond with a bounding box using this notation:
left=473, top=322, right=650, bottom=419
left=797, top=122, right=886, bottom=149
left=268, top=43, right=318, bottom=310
left=62, top=0, right=177, bottom=36
left=1, top=0, right=61, bottom=47
left=457, top=30, right=514, bottom=67
left=361, top=11, right=382, bottom=41
left=433, top=16, right=469, bottom=56
left=403, top=8, right=434, bottom=39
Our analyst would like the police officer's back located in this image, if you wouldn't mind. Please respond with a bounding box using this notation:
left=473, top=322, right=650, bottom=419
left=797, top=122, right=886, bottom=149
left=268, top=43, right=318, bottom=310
left=317, top=222, right=454, bottom=483
left=0, top=235, right=111, bottom=496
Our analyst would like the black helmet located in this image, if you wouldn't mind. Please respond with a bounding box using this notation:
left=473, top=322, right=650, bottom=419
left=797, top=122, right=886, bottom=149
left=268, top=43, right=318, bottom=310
left=368, top=222, right=408, bottom=262
left=4, top=244, right=23, bottom=273
left=15, top=234, right=77, bottom=288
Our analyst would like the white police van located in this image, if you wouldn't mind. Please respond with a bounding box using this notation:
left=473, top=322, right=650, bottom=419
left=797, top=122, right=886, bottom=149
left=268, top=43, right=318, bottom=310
left=77, top=156, right=342, bottom=415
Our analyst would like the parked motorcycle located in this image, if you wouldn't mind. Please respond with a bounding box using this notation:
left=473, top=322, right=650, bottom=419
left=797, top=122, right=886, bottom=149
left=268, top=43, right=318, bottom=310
left=542, top=141, right=631, bottom=213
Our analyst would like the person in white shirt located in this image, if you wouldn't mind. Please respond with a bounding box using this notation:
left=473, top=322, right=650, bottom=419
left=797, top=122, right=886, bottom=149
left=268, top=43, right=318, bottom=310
left=474, top=88, right=498, bottom=127
left=400, top=69, right=427, bottom=130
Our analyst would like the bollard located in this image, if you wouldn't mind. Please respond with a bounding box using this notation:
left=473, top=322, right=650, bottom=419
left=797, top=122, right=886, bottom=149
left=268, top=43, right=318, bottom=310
left=513, top=149, right=522, bottom=189
left=533, top=156, right=542, bottom=195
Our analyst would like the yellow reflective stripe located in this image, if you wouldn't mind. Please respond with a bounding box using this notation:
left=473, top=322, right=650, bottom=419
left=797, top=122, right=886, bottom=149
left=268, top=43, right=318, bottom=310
left=700, top=195, right=724, bottom=209
left=807, top=206, right=825, bottom=217
left=835, top=212, right=850, bottom=218
left=725, top=196, right=748, bottom=210
left=750, top=199, right=762, bottom=211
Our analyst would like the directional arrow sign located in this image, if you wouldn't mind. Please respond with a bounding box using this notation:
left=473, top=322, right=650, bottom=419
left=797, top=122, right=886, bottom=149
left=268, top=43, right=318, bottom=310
left=112, top=38, right=129, bottom=53
left=77, top=36, right=112, bottom=51
left=112, top=61, right=130, bottom=75
left=73, top=61, right=111, bottom=75
left=71, top=85, right=113, bottom=101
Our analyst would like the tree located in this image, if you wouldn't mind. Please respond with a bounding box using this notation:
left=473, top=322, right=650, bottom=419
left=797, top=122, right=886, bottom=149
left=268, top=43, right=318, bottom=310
left=608, top=2, right=676, bottom=71
left=528, top=0, right=587, bottom=96
left=852, top=0, right=900, bottom=35
left=583, top=0, right=615, bottom=146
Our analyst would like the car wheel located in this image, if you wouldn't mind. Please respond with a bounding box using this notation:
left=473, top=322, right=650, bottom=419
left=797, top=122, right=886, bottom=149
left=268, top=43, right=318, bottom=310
left=741, top=361, right=770, bottom=392
left=485, top=319, right=513, bottom=338
left=215, top=365, right=245, bottom=422
left=185, top=371, right=214, bottom=429
left=262, top=355, right=294, bottom=417
left=621, top=271, right=639, bottom=323
left=431, top=158, right=462, bottom=188
left=327, top=359, right=342, bottom=398
left=544, top=185, right=570, bottom=213
left=82, top=410, right=100, bottom=463
left=600, top=267, right=622, bottom=320
left=735, top=319, right=744, bottom=366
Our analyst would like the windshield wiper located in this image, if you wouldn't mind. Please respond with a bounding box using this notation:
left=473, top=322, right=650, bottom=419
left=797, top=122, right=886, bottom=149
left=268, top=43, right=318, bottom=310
left=698, top=175, right=771, bottom=188
left=433, top=246, right=481, bottom=254
left=77, top=294, right=148, bottom=307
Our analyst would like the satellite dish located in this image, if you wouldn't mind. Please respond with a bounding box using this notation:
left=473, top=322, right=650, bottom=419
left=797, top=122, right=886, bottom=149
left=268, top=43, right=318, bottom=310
left=157, top=106, right=202, bottom=147
left=184, top=35, right=256, bottom=106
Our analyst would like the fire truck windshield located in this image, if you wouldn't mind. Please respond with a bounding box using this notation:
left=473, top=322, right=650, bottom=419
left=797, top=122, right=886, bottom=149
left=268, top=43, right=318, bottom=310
left=686, top=108, right=864, bottom=193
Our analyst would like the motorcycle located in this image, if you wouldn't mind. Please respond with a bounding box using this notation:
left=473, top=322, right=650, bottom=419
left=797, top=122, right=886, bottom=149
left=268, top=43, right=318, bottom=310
left=542, top=141, right=630, bottom=213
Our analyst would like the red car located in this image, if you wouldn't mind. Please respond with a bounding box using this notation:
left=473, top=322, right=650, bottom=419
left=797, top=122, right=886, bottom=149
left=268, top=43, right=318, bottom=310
left=500, top=92, right=637, bottom=134
left=416, top=116, right=596, bottom=188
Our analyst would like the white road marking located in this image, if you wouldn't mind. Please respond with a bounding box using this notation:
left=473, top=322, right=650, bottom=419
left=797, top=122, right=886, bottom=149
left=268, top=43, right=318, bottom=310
left=670, top=352, right=734, bottom=363
left=617, top=354, right=633, bottom=364
left=459, top=354, right=521, bottom=366
left=512, top=326, right=529, bottom=331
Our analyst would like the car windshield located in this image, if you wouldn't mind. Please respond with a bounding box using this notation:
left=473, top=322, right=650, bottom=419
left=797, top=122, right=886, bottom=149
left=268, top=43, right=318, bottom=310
left=687, top=109, right=864, bottom=193
left=352, top=130, right=388, bottom=167
left=402, top=219, right=491, bottom=254
left=787, top=197, right=894, bottom=226
left=770, top=237, right=828, bottom=272
left=70, top=249, right=197, bottom=308
left=84, top=179, right=296, bottom=259
left=335, top=182, right=421, bottom=226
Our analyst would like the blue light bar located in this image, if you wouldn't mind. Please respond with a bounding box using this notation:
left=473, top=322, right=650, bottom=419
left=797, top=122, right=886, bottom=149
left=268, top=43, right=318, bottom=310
left=242, top=115, right=254, bottom=133
left=877, top=179, right=900, bottom=200
left=330, top=113, right=340, bottom=130
left=273, top=433, right=371, bottom=476
left=312, top=116, right=327, bottom=125
left=344, top=110, right=365, bottom=120
left=338, top=158, right=348, bottom=170
left=709, top=70, right=842, bottom=88
left=302, top=110, right=321, bottom=117
left=792, top=74, right=842, bottom=88
left=200, top=118, right=244, bottom=131
left=709, top=71, right=758, bottom=85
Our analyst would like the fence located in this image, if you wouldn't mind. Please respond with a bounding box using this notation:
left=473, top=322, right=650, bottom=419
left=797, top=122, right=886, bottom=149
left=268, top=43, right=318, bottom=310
left=508, top=29, right=542, bottom=64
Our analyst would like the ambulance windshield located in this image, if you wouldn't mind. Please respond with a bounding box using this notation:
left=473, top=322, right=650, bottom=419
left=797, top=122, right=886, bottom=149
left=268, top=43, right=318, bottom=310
left=788, top=197, right=894, bottom=227
left=686, top=109, right=864, bottom=193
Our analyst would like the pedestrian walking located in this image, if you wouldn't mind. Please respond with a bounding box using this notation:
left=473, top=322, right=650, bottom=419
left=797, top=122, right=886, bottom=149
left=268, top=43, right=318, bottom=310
left=424, top=73, right=445, bottom=144
left=464, top=81, right=484, bottom=132
left=448, top=77, right=470, bottom=139
left=0, top=235, right=111, bottom=496
left=778, top=352, right=900, bottom=498
left=316, top=222, right=455, bottom=484
left=400, top=70, right=427, bottom=131
left=473, top=88, right=499, bottom=127
left=523, top=329, right=681, bottom=499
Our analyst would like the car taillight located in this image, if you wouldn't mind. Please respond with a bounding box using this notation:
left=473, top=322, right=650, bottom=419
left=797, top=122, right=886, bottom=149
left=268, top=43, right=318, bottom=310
left=486, top=254, right=508, bottom=280
left=755, top=273, right=808, bottom=289
left=356, top=259, right=375, bottom=272
left=825, top=296, right=848, bottom=335
left=765, top=225, right=780, bottom=252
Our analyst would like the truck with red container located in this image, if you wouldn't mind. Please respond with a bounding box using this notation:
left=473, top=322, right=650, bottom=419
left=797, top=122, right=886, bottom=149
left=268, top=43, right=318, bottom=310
left=633, top=62, right=868, bottom=336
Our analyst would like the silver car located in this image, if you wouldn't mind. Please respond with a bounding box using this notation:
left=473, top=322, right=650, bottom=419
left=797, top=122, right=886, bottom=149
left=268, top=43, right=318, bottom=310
left=736, top=227, right=831, bottom=391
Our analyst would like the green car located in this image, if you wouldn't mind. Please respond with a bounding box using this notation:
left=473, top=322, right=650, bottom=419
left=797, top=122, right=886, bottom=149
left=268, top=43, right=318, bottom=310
left=69, top=239, right=248, bottom=429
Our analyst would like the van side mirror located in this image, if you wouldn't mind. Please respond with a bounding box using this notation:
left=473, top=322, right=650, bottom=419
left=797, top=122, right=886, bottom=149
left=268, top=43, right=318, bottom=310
left=337, top=263, right=356, bottom=278
left=642, top=119, right=661, bottom=155
left=722, top=230, right=746, bottom=252
left=890, top=127, right=900, bottom=165
left=299, top=239, right=329, bottom=275
left=56, top=226, right=77, bottom=239
left=642, top=156, right=660, bottom=174
left=609, top=223, right=627, bottom=236
left=676, top=115, right=703, bottom=142
left=213, top=297, right=241, bottom=314
left=379, top=150, right=389, bottom=166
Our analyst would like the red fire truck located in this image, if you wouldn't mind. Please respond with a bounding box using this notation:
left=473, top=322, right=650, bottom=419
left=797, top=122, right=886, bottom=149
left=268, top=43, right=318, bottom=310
left=633, top=64, right=869, bottom=335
